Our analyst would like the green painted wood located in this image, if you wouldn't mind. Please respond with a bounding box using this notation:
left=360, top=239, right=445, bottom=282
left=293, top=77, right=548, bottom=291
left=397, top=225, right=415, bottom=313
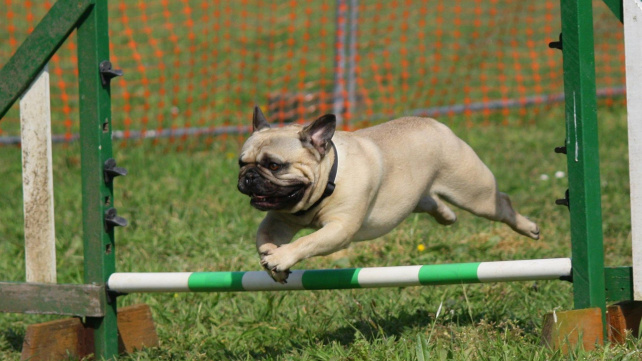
left=76, top=0, right=119, bottom=358
left=0, top=282, right=104, bottom=317
left=559, top=0, right=607, bottom=329
left=605, top=267, right=634, bottom=303
left=0, top=0, right=94, bottom=120
left=601, top=0, right=623, bottom=23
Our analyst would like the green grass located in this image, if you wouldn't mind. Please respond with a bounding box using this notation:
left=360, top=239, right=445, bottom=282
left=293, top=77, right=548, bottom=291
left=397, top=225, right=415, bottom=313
left=0, top=102, right=640, bottom=360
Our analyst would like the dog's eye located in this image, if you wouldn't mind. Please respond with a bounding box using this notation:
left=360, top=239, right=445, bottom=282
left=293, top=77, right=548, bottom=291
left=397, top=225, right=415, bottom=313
left=268, top=162, right=282, bottom=171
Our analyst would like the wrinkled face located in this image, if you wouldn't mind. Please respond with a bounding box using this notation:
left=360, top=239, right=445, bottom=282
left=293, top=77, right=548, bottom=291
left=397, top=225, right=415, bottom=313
left=237, top=126, right=321, bottom=212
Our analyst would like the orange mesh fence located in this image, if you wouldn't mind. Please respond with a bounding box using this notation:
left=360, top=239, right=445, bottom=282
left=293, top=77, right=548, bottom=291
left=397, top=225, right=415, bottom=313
left=0, top=0, right=626, bottom=146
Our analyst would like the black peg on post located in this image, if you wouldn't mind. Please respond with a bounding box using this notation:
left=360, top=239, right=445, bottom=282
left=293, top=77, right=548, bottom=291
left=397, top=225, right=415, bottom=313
left=555, top=189, right=570, bottom=209
left=99, top=60, right=123, bottom=87
left=104, top=158, right=127, bottom=183
left=555, top=145, right=567, bottom=154
left=549, top=33, right=563, bottom=51
left=104, top=208, right=128, bottom=231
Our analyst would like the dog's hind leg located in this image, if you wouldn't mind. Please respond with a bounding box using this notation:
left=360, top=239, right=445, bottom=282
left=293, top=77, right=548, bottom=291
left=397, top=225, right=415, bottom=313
left=482, top=191, right=540, bottom=240
left=414, top=194, right=457, bottom=225
left=434, top=155, right=540, bottom=239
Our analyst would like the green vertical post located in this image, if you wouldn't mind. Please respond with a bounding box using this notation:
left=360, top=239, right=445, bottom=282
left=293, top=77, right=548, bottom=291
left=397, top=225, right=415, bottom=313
left=559, top=0, right=607, bottom=316
left=77, top=0, right=119, bottom=358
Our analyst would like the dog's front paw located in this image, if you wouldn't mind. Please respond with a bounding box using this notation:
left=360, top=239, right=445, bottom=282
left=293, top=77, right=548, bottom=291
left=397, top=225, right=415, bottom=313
left=260, top=246, right=298, bottom=283
left=261, top=263, right=291, bottom=284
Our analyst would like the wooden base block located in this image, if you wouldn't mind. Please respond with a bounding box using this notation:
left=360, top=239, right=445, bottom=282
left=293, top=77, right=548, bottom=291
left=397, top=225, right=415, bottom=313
left=20, top=318, right=91, bottom=361
left=541, top=308, right=604, bottom=352
left=607, top=301, right=642, bottom=343
left=116, top=303, right=159, bottom=353
left=21, top=304, right=159, bottom=361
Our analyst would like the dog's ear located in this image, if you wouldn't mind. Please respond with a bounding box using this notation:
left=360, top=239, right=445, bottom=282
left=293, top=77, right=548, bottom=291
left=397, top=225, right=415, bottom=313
left=253, top=106, right=270, bottom=132
left=299, top=114, right=336, bottom=157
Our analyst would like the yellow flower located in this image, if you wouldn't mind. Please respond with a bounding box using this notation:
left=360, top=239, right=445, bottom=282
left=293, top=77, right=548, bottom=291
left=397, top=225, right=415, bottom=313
left=417, top=244, right=426, bottom=252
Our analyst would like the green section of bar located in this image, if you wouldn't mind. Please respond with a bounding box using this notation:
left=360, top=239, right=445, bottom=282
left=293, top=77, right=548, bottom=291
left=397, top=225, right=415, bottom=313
left=301, top=268, right=360, bottom=290
left=188, top=272, right=245, bottom=292
left=418, top=263, right=481, bottom=285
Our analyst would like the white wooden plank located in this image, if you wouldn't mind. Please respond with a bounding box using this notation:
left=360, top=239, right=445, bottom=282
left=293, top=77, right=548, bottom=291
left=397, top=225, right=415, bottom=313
left=624, top=0, right=642, bottom=300
left=20, top=65, right=56, bottom=284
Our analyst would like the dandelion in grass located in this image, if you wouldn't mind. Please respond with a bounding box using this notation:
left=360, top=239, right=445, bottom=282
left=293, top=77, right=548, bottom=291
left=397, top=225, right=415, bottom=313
left=417, top=244, right=426, bottom=252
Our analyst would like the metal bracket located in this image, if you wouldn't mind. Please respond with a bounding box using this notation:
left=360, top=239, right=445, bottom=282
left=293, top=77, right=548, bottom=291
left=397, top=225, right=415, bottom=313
left=556, top=189, right=570, bottom=209
left=549, top=33, right=563, bottom=51
left=106, top=289, right=128, bottom=304
left=99, top=60, right=123, bottom=87
left=555, top=145, right=567, bottom=154
left=104, top=208, right=127, bottom=230
left=103, top=158, right=127, bottom=183
left=560, top=273, right=573, bottom=282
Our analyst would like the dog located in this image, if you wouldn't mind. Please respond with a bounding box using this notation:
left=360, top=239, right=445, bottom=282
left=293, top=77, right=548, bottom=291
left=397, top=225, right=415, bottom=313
left=238, top=106, right=539, bottom=283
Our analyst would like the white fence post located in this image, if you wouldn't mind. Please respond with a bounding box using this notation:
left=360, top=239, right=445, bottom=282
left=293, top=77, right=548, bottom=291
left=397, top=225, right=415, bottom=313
left=20, top=65, right=56, bottom=284
left=624, top=0, right=642, bottom=300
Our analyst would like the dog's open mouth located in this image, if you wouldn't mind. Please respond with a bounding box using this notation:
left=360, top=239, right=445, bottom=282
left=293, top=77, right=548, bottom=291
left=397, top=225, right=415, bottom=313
left=250, top=186, right=306, bottom=211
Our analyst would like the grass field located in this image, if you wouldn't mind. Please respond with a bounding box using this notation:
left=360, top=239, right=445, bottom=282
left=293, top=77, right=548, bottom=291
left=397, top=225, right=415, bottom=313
left=0, top=101, right=640, bottom=360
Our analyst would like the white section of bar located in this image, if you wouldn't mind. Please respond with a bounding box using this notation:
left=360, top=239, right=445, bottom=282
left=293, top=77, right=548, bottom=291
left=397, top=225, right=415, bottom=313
left=108, top=272, right=192, bottom=293
left=357, top=265, right=422, bottom=288
left=624, top=0, right=642, bottom=300
left=242, top=270, right=305, bottom=291
left=477, top=258, right=571, bottom=282
left=20, top=65, right=56, bottom=284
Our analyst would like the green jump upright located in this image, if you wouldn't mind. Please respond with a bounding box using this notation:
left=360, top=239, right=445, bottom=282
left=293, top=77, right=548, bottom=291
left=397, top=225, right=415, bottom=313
left=558, top=0, right=607, bottom=317
left=77, top=0, right=121, bottom=358
left=0, top=0, right=121, bottom=358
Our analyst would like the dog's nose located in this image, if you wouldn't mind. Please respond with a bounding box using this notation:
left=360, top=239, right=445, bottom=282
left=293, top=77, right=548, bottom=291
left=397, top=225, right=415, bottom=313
left=244, top=169, right=259, bottom=186
left=238, top=171, right=256, bottom=194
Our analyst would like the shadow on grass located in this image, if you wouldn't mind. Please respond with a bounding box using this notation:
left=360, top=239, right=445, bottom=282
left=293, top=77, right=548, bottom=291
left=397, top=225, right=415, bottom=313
left=168, top=304, right=547, bottom=361
left=319, top=309, right=434, bottom=346
left=1, top=327, right=24, bottom=352
left=218, top=310, right=435, bottom=360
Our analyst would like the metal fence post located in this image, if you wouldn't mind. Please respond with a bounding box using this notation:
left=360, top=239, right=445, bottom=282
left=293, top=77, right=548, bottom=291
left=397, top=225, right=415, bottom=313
left=346, top=0, right=358, bottom=123
left=77, top=0, right=120, bottom=358
left=333, top=0, right=347, bottom=127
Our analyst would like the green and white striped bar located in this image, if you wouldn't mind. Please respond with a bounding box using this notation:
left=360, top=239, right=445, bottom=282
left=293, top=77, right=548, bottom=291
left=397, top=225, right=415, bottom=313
left=107, top=258, right=571, bottom=293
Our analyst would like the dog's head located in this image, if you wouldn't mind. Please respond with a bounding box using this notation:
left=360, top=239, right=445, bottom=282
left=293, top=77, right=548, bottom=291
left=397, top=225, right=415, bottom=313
left=237, top=106, right=336, bottom=212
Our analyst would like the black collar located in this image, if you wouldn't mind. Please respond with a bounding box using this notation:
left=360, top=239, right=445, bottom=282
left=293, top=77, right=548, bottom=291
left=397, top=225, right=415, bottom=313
left=294, top=141, right=338, bottom=216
